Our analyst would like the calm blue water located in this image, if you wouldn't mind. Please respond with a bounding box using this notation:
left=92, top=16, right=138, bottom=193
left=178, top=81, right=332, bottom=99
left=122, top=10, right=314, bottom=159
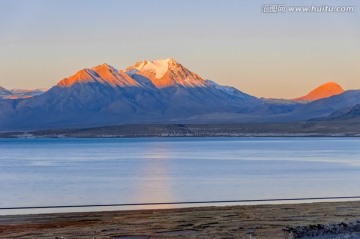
left=1, top=137, right=360, bottom=214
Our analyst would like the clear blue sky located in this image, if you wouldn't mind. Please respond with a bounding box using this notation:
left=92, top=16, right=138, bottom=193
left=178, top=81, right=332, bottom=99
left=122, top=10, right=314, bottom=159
left=0, top=0, right=359, bottom=98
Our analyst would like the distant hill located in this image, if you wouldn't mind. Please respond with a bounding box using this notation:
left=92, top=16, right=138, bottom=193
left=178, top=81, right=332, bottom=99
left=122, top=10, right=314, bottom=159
left=293, top=82, right=344, bottom=102
left=270, top=90, right=360, bottom=123
left=0, top=86, right=45, bottom=99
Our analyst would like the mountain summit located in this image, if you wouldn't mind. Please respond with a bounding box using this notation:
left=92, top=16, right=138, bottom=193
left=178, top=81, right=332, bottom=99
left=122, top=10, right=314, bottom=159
left=58, top=63, right=139, bottom=88
left=126, top=58, right=206, bottom=88
left=293, top=82, right=345, bottom=102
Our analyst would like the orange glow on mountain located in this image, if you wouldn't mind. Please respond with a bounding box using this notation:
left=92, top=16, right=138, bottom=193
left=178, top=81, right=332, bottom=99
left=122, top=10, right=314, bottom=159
left=57, top=69, right=96, bottom=87
left=293, top=82, right=345, bottom=102
left=91, top=63, right=139, bottom=87
left=57, top=64, right=139, bottom=88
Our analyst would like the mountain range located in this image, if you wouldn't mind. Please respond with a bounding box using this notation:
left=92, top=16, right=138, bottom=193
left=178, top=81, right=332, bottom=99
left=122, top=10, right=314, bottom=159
left=0, top=58, right=359, bottom=131
left=0, top=87, right=45, bottom=99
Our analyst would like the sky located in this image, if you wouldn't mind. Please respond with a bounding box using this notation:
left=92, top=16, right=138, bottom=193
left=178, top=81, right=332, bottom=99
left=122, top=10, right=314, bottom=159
left=0, top=0, right=359, bottom=98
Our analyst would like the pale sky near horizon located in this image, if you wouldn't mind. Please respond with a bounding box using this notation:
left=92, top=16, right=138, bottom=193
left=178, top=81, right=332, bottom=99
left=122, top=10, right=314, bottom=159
left=0, top=0, right=359, bottom=98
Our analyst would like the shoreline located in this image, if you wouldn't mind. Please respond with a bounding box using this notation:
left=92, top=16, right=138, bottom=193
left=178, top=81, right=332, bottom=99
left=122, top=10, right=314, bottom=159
left=2, top=201, right=360, bottom=238
left=2, top=134, right=360, bottom=138
left=1, top=122, right=360, bottom=138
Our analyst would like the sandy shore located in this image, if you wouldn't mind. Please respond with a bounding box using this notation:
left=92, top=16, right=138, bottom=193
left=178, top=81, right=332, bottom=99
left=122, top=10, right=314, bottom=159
left=1, top=201, right=360, bottom=239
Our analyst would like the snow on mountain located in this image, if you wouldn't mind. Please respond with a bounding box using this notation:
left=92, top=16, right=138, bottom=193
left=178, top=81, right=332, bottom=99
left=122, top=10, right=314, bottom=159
left=126, top=58, right=206, bottom=88
left=293, top=82, right=345, bottom=102
left=204, top=79, right=254, bottom=100
left=130, top=59, right=169, bottom=79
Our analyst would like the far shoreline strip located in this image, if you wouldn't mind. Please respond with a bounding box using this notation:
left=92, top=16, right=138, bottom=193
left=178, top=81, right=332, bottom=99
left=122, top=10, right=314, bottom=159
left=2, top=196, right=360, bottom=210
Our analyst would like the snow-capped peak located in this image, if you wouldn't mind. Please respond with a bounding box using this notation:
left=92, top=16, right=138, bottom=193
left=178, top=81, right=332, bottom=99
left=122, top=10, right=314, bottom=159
left=126, top=58, right=206, bottom=88
left=130, top=58, right=173, bottom=79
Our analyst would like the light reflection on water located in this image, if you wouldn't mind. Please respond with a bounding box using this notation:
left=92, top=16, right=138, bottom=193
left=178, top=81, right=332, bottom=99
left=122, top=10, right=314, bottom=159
left=134, top=142, right=176, bottom=209
left=1, top=137, right=360, bottom=215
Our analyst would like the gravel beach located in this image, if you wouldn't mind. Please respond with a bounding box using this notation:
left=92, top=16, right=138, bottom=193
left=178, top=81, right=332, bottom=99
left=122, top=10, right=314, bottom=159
left=1, top=201, right=360, bottom=238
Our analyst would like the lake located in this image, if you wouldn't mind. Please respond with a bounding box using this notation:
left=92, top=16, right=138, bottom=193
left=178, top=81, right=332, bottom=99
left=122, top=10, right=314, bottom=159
left=1, top=137, right=360, bottom=215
